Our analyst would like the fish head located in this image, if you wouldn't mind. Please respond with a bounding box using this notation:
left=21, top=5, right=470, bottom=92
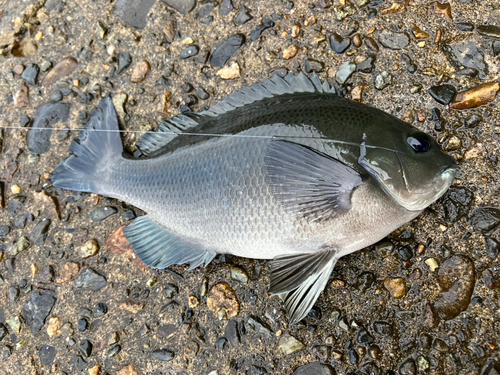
left=358, top=126, right=457, bottom=212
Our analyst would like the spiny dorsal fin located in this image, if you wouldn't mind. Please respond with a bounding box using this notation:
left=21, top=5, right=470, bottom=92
left=135, top=72, right=336, bottom=156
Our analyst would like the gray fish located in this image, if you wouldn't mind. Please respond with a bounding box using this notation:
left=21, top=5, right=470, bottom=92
left=51, top=73, right=456, bottom=324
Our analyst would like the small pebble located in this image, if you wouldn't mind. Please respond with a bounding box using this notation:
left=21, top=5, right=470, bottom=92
left=336, top=61, right=356, bottom=85
left=216, top=62, right=241, bottom=79
left=277, top=334, right=305, bottom=357
left=180, top=45, right=199, bottom=59
left=283, top=45, right=298, bottom=60
left=11, top=184, right=21, bottom=194
left=80, top=239, right=99, bottom=258
left=428, top=84, right=457, bottom=105
left=383, top=277, right=406, bottom=298
left=131, top=60, right=150, bottom=83
left=425, top=257, right=439, bottom=271
left=451, top=82, right=500, bottom=110
left=374, top=71, right=392, bottom=90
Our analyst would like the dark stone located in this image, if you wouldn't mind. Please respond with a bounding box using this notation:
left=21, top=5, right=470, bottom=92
left=352, top=271, right=375, bottom=293
left=435, top=255, right=475, bottom=320
left=123, top=209, right=136, bottom=219
left=245, top=315, right=273, bottom=338
left=0, top=323, right=8, bottom=341
left=484, top=236, right=500, bottom=258
left=398, top=246, right=413, bottom=261
left=8, top=196, right=26, bottom=215
left=432, top=338, right=449, bottom=352
left=470, top=207, right=500, bottom=231
left=217, top=337, right=228, bottom=350
left=108, top=344, right=121, bottom=357
left=441, top=186, right=474, bottom=223
left=22, top=290, right=56, bottom=335
left=152, top=348, right=175, bottom=361
left=79, top=308, right=92, bottom=318
left=250, top=17, right=275, bottom=41
left=72, top=355, right=88, bottom=372
left=364, top=36, right=379, bottom=52
left=398, top=358, right=416, bottom=375
left=443, top=41, right=488, bottom=80
left=26, top=102, right=71, bottom=154
left=160, top=300, right=180, bottom=314
left=185, top=94, right=198, bottom=107
left=162, top=283, right=178, bottom=298
left=80, top=340, right=93, bottom=357
left=348, top=349, right=359, bottom=364
left=160, top=0, right=196, bottom=15
left=456, top=22, right=474, bottom=32
left=182, top=82, right=194, bottom=93
left=39, top=345, right=56, bottom=366
left=210, top=34, right=245, bottom=67
left=90, top=206, right=118, bottom=221
left=493, top=41, right=500, bottom=56
left=74, top=268, right=107, bottom=291
left=428, top=84, right=457, bottom=105
left=357, top=328, right=374, bottom=344
left=304, top=59, right=324, bottom=73
left=219, top=0, right=233, bottom=16
left=329, top=33, right=350, bottom=53
left=373, top=321, right=392, bottom=336
left=196, top=87, right=209, bottom=100
left=250, top=365, right=268, bottom=375
left=379, top=29, right=409, bottom=50
left=80, top=92, right=94, bottom=104
left=465, top=114, right=481, bottom=128
left=117, top=52, right=133, bottom=74
left=32, top=265, right=54, bottom=284
left=22, top=64, right=40, bottom=86
left=50, top=90, right=63, bottom=102
left=113, top=0, right=156, bottom=29
left=8, top=285, right=19, bottom=302
left=0, top=225, right=10, bottom=236
left=180, top=45, right=200, bottom=59
left=77, top=111, right=88, bottom=120
left=455, top=67, right=479, bottom=77
left=477, top=25, right=500, bottom=39
left=78, top=318, right=88, bottom=332
left=357, top=55, right=376, bottom=73
left=20, top=115, right=30, bottom=127
left=4, top=257, right=15, bottom=275
left=30, top=219, right=51, bottom=245
left=292, top=362, right=335, bottom=375
left=94, top=302, right=108, bottom=317
left=224, top=319, right=240, bottom=346
left=234, top=5, right=252, bottom=26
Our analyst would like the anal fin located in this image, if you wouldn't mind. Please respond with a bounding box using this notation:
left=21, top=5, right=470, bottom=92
left=269, top=251, right=339, bottom=325
left=123, top=216, right=216, bottom=270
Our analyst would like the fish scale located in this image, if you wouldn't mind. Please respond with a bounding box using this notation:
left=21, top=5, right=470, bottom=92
left=51, top=72, right=456, bottom=324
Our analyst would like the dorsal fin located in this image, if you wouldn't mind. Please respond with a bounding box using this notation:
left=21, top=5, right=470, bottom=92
left=135, top=72, right=336, bottom=156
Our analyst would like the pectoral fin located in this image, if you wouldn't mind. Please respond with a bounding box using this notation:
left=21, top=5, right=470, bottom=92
left=265, top=140, right=363, bottom=221
left=269, top=251, right=339, bottom=325
left=123, top=215, right=216, bottom=270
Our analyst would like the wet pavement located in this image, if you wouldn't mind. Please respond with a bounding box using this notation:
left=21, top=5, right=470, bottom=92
left=0, top=0, right=500, bottom=374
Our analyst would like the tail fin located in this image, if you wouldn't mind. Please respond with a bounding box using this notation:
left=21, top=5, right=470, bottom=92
left=51, top=96, right=123, bottom=194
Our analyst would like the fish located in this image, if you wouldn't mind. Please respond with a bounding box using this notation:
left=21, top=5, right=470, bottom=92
left=51, top=72, right=457, bottom=324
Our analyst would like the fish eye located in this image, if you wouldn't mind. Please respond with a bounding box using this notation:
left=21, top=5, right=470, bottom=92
left=407, top=134, right=431, bottom=153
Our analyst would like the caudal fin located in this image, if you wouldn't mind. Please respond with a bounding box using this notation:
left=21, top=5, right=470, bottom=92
left=51, top=96, right=123, bottom=194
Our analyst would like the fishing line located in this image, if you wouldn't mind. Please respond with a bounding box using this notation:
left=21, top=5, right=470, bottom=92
left=0, top=125, right=455, bottom=169
left=0, top=125, right=411, bottom=154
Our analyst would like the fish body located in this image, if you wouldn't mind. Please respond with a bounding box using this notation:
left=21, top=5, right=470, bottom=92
left=51, top=73, right=456, bottom=324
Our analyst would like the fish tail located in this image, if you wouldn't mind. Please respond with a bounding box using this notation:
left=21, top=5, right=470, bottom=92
left=50, top=96, right=123, bottom=194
